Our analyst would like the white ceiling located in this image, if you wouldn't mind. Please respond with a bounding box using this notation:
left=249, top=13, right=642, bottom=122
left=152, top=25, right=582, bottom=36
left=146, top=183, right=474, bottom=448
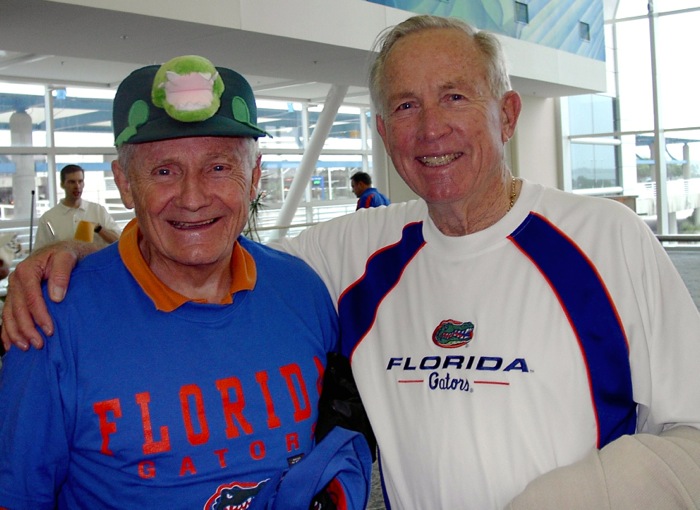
left=0, top=0, right=622, bottom=106
left=0, top=0, right=374, bottom=106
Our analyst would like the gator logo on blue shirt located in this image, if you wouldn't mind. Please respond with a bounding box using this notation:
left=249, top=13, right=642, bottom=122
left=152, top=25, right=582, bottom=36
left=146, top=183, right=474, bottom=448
left=432, top=320, right=474, bottom=348
left=205, top=479, right=267, bottom=509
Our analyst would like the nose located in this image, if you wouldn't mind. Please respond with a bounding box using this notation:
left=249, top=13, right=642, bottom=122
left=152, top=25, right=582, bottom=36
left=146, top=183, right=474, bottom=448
left=176, top=173, right=211, bottom=210
left=417, top=103, right=452, bottom=141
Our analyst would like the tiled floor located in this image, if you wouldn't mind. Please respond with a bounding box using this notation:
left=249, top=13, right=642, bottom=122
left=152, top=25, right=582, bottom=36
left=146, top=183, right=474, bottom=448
left=368, top=464, right=385, bottom=509
left=667, top=249, right=700, bottom=309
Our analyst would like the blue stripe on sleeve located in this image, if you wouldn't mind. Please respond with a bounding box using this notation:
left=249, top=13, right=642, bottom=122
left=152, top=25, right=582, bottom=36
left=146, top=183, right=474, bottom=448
left=338, top=222, right=426, bottom=358
left=509, top=212, right=636, bottom=448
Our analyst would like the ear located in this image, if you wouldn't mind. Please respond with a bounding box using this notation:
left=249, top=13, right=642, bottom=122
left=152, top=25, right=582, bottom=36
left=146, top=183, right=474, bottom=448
left=249, top=152, right=262, bottom=201
left=376, top=114, right=387, bottom=143
left=111, top=159, right=135, bottom=210
left=500, top=90, right=522, bottom=143
left=376, top=113, right=394, bottom=159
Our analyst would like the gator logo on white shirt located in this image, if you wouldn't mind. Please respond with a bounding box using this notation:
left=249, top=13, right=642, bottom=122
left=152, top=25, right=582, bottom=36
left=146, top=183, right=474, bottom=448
left=432, top=319, right=474, bottom=348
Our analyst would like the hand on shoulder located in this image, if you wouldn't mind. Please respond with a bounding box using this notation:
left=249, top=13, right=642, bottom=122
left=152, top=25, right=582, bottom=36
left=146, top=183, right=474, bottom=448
left=1, top=240, right=94, bottom=351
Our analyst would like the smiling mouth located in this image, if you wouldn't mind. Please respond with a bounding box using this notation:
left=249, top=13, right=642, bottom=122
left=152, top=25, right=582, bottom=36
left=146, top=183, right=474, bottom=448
left=170, top=218, right=217, bottom=229
left=418, top=153, right=462, bottom=167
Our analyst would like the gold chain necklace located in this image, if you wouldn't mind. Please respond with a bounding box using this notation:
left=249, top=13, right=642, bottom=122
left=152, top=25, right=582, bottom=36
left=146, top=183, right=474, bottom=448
left=507, top=176, right=517, bottom=212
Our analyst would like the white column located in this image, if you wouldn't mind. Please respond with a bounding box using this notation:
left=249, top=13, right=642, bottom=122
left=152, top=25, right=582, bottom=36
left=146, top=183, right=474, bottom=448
left=273, top=84, right=348, bottom=239
left=648, top=1, right=670, bottom=234
left=10, top=110, right=35, bottom=220
left=44, top=88, right=58, bottom=207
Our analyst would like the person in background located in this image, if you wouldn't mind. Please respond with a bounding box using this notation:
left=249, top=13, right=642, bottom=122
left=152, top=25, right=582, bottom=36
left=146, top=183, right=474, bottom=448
left=0, top=55, right=371, bottom=509
left=350, top=171, right=390, bottom=209
left=3, top=16, right=700, bottom=510
left=33, top=164, right=121, bottom=250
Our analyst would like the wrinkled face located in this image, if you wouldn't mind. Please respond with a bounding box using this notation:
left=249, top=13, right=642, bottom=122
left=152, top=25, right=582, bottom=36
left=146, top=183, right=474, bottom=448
left=376, top=28, right=518, bottom=208
left=61, top=170, right=84, bottom=203
left=112, top=136, right=260, bottom=273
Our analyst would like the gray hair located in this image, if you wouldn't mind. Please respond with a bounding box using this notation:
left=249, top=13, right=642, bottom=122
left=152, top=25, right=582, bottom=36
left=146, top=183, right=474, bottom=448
left=369, top=15, right=512, bottom=116
left=116, top=142, right=138, bottom=175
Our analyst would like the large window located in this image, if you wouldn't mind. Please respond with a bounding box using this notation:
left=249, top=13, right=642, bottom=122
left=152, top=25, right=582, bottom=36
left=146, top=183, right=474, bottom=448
left=565, top=3, right=700, bottom=235
left=567, top=94, right=619, bottom=191
left=0, top=86, right=374, bottom=253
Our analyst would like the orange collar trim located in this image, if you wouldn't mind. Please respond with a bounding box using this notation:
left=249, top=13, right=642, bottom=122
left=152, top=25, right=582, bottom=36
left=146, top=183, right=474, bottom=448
left=118, top=219, right=256, bottom=312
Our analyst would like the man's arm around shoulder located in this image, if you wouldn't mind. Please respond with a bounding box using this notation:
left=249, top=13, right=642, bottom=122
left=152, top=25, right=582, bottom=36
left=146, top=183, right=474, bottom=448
left=1, top=240, right=97, bottom=351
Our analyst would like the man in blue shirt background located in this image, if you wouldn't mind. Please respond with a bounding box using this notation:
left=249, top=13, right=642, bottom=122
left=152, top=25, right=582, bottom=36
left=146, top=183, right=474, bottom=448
left=351, top=171, right=390, bottom=209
